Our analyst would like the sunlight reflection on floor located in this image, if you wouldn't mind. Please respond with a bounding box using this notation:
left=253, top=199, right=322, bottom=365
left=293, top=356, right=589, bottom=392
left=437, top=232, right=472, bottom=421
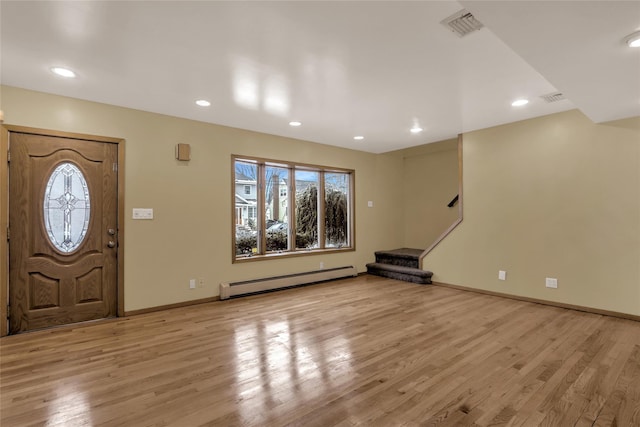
left=233, top=316, right=353, bottom=424
left=46, top=384, right=92, bottom=427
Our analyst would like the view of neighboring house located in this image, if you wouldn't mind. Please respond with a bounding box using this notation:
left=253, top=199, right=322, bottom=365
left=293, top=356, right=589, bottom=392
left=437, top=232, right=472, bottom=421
left=234, top=172, right=320, bottom=231
left=234, top=172, right=257, bottom=228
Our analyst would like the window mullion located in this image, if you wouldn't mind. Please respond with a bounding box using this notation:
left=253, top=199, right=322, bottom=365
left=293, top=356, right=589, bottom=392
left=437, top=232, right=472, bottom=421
left=258, top=163, right=266, bottom=255
left=318, top=171, right=326, bottom=249
left=289, top=167, right=296, bottom=252
left=348, top=173, right=354, bottom=248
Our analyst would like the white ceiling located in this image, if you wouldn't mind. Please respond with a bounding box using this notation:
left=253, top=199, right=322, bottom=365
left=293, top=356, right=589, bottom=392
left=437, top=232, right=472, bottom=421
left=1, top=1, right=638, bottom=154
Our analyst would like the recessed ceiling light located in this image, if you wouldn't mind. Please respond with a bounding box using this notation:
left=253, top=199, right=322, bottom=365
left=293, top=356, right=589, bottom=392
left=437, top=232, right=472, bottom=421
left=410, top=127, right=423, bottom=134
left=511, top=99, right=529, bottom=107
left=195, top=100, right=211, bottom=107
left=353, top=136, right=364, bottom=140
left=289, top=121, right=302, bottom=127
left=625, top=31, right=640, bottom=48
left=51, top=67, right=76, bottom=78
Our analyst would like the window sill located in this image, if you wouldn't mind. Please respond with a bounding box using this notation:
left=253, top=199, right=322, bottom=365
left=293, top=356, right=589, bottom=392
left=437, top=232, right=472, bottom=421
left=233, top=246, right=355, bottom=263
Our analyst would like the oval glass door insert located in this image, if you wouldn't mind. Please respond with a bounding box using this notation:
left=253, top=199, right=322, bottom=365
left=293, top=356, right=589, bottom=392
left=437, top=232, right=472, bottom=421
left=43, top=162, right=91, bottom=253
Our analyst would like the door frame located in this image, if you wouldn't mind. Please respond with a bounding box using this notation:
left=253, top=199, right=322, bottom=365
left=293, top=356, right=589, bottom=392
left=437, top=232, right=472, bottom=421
left=1, top=124, right=125, bottom=336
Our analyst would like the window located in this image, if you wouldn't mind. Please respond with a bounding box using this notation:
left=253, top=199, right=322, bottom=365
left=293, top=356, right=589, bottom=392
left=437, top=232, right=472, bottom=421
left=265, top=165, right=289, bottom=253
left=325, top=172, right=350, bottom=248
left=44, top=162, right=91, bottom=253
left=295, top=170, right=319, bottom=249
left=233, top=156, right=354, bottom=261
left=235, top=162, right=258, bottom=254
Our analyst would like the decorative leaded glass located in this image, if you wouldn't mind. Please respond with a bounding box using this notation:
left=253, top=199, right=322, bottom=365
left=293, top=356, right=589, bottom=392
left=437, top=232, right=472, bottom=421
left=43, top=162, right=91, bottom=253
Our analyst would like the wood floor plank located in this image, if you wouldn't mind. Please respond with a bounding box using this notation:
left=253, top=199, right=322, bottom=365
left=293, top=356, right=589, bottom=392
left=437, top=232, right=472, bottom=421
left=2, top=275, right=640, bottom=426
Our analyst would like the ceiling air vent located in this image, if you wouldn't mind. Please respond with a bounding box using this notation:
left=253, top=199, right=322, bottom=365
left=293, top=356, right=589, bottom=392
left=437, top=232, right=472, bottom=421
left=441, top=9, right=484, bottom=37
left=540, top=92, right=566, bottom=103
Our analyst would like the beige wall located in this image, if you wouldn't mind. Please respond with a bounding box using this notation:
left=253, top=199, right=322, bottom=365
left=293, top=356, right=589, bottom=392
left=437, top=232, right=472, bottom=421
left=424, top=110, right=640, bottom=316
left=1, top=86, right=403, bottom=311
left=4, top=86, right=639, bottom=317
left=399, top=139, right=459, bottom=249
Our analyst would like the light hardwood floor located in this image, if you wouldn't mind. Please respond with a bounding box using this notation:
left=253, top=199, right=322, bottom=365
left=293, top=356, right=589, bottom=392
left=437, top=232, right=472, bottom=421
left=2, top=275, right=640, bottom=426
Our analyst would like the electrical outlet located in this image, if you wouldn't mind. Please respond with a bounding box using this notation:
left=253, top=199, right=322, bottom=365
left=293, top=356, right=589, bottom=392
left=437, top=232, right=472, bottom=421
left=198, top=278, right=204, bottom=288
left=546, top=277, right=558, bottom=289
left=498, top=270, right=506, bottom=281
left=189, top=279, right=196, bottom=289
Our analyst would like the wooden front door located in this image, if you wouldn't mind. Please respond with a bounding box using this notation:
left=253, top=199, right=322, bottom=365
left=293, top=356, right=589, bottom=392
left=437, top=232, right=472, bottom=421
left=8, top=131, right=119, bottom=334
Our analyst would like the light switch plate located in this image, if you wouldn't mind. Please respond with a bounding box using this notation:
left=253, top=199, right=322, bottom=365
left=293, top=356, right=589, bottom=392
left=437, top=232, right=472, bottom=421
left=546, top=277, right=558, bottom=288
left=367, top=201, right=374, bottom=208
left=498, top=270, right=506, bottom=280
left=132, top=208, right=154, bottom=220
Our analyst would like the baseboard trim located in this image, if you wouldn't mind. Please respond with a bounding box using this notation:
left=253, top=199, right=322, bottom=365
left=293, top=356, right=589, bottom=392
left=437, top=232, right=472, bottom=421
left=432, top=281, right=640, bottom=323
left=124, top=296, right=220, bottom=317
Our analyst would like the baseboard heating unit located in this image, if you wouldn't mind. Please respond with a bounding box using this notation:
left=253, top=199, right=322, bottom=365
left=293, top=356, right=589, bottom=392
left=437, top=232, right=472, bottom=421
left=219, top=266, right=358, bottom=300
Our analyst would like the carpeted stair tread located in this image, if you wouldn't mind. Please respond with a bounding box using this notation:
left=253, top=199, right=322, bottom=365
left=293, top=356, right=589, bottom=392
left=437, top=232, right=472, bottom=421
left=366, top=262, right=433, bottom=284
left=374, top=248, right=423, bottom=259
left=374, top=248, right=422, bottom=269
left=367, top=247, right=433, bottom=285
left=366, top=262, right=432, bottom=277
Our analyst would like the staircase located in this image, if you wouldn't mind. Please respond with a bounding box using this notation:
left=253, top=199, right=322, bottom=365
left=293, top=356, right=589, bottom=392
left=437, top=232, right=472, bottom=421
left=366, top=248, right=433, bottom=284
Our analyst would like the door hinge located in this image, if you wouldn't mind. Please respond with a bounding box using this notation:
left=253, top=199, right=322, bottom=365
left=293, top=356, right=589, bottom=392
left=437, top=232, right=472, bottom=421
left=6, top=227, right=8, bottom=241
left=113, top=163, right=118, bottom=172
left=7, top=150, right=10, bottom=163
